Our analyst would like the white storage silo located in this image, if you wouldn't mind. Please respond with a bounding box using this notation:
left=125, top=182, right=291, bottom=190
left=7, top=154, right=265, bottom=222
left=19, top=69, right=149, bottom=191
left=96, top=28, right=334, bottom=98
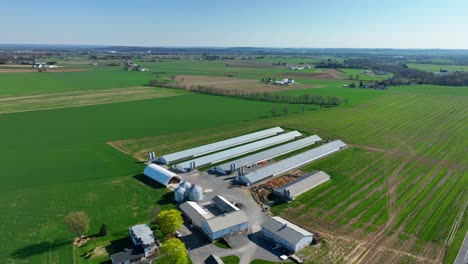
left=188, top=185, right=203, bottom=202
left=174, top=186, right=186, bottom=203
left=179, top=181, right=192, bottom=199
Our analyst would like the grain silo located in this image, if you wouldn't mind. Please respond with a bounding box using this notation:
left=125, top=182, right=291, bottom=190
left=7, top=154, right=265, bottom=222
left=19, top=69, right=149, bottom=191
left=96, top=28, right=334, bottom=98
left=188, top=185, right=203, bottom=202
left=174, top=186, right=186, bottom=203
left=179, top=181, right=192, bottom=199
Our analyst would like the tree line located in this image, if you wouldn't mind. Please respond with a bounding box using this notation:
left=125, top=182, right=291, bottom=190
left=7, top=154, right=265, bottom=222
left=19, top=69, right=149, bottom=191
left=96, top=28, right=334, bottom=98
left=334, top=58, right=468, bottom=86
left=149, top=80, right=343, bottom=106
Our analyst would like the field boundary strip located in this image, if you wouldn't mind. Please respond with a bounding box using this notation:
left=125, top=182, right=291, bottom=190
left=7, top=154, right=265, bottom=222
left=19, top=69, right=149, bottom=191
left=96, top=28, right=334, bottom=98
left=0, top=87, right=186, bottom=114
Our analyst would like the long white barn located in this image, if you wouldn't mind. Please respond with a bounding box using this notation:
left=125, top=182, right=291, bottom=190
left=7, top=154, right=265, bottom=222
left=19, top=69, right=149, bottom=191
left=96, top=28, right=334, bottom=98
left=239, top=140, right=347, bottom=185
left=213, top=135, right=322, bottom=175
left=157, top=127, right=284, bottom=164
left=174, top=131, right=302, bottom=172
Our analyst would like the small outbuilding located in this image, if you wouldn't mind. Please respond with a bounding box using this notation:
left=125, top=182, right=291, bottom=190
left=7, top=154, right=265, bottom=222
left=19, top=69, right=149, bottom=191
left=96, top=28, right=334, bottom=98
left=143, top=164, right=182, bottom=187
left=261, top=216, right=313, bottom=253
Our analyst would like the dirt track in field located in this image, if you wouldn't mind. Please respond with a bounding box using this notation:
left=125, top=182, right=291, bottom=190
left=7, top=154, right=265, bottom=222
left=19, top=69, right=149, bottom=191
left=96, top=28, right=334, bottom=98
left=0, top=68, right=89, bottom=73
left=174, top=75, right=320, bottom=92
left=0, top=87, right=183, bottom=114
left=224, top=60, right=278, bottom=68
left=285, top=69, right=345, bottom=80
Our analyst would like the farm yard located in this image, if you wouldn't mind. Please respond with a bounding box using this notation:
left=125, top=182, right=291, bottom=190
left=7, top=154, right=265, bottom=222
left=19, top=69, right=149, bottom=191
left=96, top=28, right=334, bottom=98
left=0, top=55, right=466, bottom=264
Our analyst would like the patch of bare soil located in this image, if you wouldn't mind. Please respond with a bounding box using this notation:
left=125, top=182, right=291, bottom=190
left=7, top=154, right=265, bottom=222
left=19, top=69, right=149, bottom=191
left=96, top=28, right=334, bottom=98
left=285, top=69, right=345, bottom=80
left=251, top=171, right=303, bottom=204
left=0, top=87, right=181, bottom=114
left=224, top=60, right=278, bottom=68
left=174, top=75, right=318, bottom=92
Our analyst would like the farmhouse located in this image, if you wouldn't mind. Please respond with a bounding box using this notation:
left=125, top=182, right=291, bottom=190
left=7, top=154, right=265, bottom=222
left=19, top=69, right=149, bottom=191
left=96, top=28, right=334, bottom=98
left=179, top=195, right=248, bottom=241
left=110, top=246, right=145, bottom=264
left=261, top=216, right=313, bottom=253
left=274, top=171, right=331, bottom=201
left=143, top=164, right=182, bottom=187
left=129, top=224, right=157, bottom=257
left=110, top=224, right=158, bottom=264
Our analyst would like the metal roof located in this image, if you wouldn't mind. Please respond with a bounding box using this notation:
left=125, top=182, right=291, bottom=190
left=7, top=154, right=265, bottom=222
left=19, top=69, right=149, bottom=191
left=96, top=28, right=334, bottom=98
left=174, top=131, right=302, bottom=172
left=275, top=171, right=331, bottom=200
left=143, top=164, right=182, bottom=186
left=129, top=224, right=154, bottom=246
left=157, top=127, right=284, bottom=164
left=110, top=246, right=144, bottom=264
left=240, top=140, right=347, bottom=185
left=262, top=216, right=313, bottom=246
left=205, top=210, right=249, bottom=233
left=179, top=201, right=212, bottom=220
left=212, top=195, right=239, bottom=213
left=213, top=135, right=322, bottom=174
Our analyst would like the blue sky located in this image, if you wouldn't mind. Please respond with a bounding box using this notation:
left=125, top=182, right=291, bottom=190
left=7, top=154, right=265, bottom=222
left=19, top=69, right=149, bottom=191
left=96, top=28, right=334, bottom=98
left=1, top=0, right=467, bottom=48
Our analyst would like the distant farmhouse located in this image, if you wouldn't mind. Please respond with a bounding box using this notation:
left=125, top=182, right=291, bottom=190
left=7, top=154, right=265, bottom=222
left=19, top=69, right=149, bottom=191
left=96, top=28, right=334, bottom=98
left=261, top=216, right=314, bottom=253
left=111, top=224, right=158, bottom=264
left=32, top=60, right=58, bottom=69
left=124, top=61, right=148, bottom=72
left=179, top=195, right=248, bottom=241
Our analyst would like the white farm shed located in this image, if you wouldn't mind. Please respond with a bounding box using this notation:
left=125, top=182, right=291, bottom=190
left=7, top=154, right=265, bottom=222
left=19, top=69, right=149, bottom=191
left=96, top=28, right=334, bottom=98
left=143, top=164, right=182, bottom=186
left=261, top=216, right=313, bottom=253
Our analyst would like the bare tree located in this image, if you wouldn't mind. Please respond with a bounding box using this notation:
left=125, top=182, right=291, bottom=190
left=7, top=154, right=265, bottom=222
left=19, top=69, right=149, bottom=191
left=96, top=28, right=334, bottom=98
left=64, top=211, right=90, bottom=239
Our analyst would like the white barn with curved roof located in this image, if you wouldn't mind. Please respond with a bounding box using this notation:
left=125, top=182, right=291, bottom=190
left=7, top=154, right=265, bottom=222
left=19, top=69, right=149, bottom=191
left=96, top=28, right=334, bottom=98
left=143, top=164, right=182, bottom=186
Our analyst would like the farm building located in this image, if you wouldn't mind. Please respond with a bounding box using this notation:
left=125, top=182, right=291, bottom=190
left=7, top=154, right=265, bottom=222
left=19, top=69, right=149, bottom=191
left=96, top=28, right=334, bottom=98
left=157, top=127, right=284, bottom=164
left=110, top=246, right=145, bottom=264
left=261, top=216, right=313, bottom=253
left=143, top=164, right=182, bottom=187
left=239, top=140, right=347, bottom=185
left=110, top=224, right=158, bottom=264
left=173, top=131, right=302, bottom=172
left=274, top=171, right=331, bottom=201
left=129, top=224, right=157, bottom=257
left=213, top=135, right=322, bottom=175
left=179, top=196, right=248, bottom=241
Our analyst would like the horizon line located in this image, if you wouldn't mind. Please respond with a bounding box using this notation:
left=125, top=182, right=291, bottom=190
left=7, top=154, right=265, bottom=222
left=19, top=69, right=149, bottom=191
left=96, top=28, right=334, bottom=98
left=1, top=43, right=468, bottom=51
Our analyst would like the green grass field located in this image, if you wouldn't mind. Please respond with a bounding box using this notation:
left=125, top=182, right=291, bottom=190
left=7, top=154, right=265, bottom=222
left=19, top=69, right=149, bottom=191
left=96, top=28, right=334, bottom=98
left=408, top=63, right=467, bottom=72
left=0, top=66, right=155, bottom=97
left=0, top=92, right=302, bottom=263
left=0, top=59, right=466, bottom=264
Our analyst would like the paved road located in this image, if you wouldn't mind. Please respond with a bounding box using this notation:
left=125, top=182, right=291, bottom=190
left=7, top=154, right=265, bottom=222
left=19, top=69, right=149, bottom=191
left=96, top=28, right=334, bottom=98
left=178, top=169, right=282, bottom=264
left=454, top=230, right=468, bottom=264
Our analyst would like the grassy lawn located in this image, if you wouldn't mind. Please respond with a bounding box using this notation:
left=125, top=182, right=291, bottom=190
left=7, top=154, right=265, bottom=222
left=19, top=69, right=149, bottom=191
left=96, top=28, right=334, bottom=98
left=250, top=259, right=279, bottom=264
left=221, top=255, right=240, bottom=264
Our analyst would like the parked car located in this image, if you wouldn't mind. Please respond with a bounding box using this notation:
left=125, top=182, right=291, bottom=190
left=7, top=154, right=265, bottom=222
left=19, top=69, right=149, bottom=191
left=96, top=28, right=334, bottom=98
left=175, top=231, right=182, bottom=238
left=279, top=255, right=288, bottom=260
